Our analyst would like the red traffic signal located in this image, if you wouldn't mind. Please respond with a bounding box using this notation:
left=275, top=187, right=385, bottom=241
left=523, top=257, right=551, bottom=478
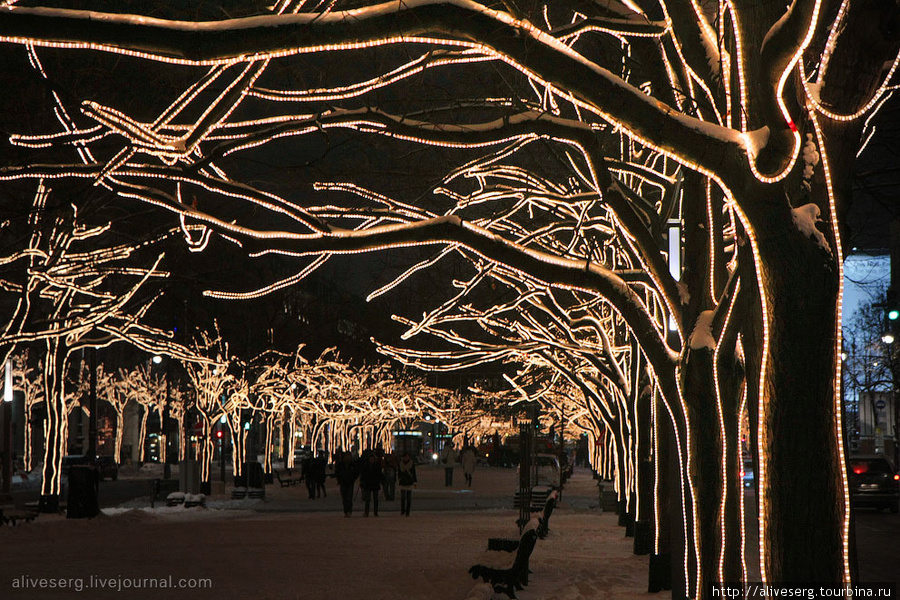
left=215, top=430, right=224, bottom=439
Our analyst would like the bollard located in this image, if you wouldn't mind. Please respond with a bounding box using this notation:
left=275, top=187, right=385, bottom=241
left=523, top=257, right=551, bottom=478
left=633, top=519, right=652, bottom=555
left=66, top=464, right=100, bottom=519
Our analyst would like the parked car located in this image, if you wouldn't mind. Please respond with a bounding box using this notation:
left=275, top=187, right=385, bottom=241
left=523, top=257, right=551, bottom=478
left=849, top=456, right=899, bottom=513
left=742, top=459, right=754, bottom=489
left=517, top=453, right=562, bottom=488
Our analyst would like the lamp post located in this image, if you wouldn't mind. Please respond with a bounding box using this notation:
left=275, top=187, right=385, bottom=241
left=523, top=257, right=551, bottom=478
left=1, top=359, right=13, bottom=501
left=87, top=348, right=97, bottom=465
left=150, top=355, right=172, bottom=479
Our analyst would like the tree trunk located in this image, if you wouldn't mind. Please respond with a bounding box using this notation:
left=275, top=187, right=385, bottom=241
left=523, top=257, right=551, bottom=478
left=720, top=370, right=746, bottom=584
left=284, top=407, right=294, bottom=468
left=755, top=221, right=846, bottom=582
left=649, top=391, right=673, bottom=593
left=137, top=408, right=148, bottom=462
left=175, top=415, right=185, bottom=461
left=199, top=417, right=214, bottom=483
left=114, top=409, right=125, bottom=464
left=684, top=348, right=723, bottom=597
left=24, top=401, right=36, bottom=472
left=263, top=413, right=276, bottom=474
left=39, top=338, right=66, bottom=512
left=157, top=407, right=167, bottom=465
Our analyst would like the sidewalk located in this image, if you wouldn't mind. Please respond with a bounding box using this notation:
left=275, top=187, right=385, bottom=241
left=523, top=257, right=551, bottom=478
left=1, top=468, right=660, bottom=600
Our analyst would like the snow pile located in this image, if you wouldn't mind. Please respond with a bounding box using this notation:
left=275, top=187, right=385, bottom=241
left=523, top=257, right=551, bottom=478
left=689, top=310, right=716, bottom=350
left=791, top=203, right=830, bottom=252
left=801, top=133, right=820, bottom=183
left=463, top=582, right=495, bottom=599
left=139, top=463, right=164, bottom=475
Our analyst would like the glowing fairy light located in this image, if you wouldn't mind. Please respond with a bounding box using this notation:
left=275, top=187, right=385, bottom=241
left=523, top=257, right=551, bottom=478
left=713, top=280, right=741, bottom=582
left=738, top=383, right=749, bottom=584
left=809, top=111, right=852, bottom=584
left=0, top=0, right=884, bottom=588
left=0, top=183, right=216, bottom=504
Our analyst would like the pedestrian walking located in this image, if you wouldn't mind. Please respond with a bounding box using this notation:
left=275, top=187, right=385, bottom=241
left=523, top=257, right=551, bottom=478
left=398, top=452, right=417, bottom=516
left=302, top=454, right=316, bottom=499
left=360, top=453, right=383, bottom=517
left=313, top=451, right=328, bottom=498
left=461, top=445, right=476, bottom=487
left=441, top=443, right=458, bottom=487
left=335, top=452, right=359, bottom=516
left=382, top=453, right=397, bottom=501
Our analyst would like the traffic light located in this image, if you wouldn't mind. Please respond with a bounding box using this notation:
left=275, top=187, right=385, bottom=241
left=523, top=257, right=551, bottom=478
left=215, top=429, right=224, bottom=440
left=882, top=289, right=899, bottom=332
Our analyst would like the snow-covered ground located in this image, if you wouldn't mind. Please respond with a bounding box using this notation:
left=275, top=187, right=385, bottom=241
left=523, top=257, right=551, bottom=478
left=1, top=467, right=662, bottom=600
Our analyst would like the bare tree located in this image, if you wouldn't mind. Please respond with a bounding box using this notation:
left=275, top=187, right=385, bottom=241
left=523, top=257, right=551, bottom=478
left=2, top=0, right=899, bottom=588
left=0, top=182, right=211, bottom=509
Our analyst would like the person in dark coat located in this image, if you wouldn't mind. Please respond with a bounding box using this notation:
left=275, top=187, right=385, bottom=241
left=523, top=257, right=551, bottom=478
left=441, top=443, right=458, bottom=487
left=359, top=453, right=383, bottom=517
left=335, top=452, right=359, bottom=517
left=301, top=454, right=316, bottom=499
left=313, top=452, right=328, bottom=498
left=382, top=452, right=397, bottom=501
left=397, top=451, right=417, bottom=516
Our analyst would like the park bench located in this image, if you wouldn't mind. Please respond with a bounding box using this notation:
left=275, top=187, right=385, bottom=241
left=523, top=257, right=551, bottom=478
left=489, top=490, right=557, bottom=551
left=233, top=462, right=266, bottom=499
left=0, top=507, right=36, bottom=526
left=536, top=491, right=557, bottom=539
left=469, top=529, right=538, bottom=599
left=165, top=492, right=207, bottom=508
left=274, top=469, right=302, bottom=487
left=231, top=486, right=265, bottom=499
left=513, top=485, right=552, bottom=512
left=150, top=479, right=180, bottom=508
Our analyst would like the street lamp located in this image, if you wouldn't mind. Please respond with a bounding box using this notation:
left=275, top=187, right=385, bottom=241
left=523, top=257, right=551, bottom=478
left=150, top=355, right=171, bottom=479
left=2, top=359, right=13, bottom=500
left=882, top=333, right=895, bottom=344
left=4, top=359, right=12, bottom=403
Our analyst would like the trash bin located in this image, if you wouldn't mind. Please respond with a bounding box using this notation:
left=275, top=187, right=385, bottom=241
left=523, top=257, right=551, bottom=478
left=66, top=465, right=100, bottom=519
left=633, top=519, right=652, bottom=555
left=244, top=461, right=265, bottom=488
left=601, top=481, right=618, bottom=512
left=243, top=461, right=265, bottom=499
left=179, top=459, right=200, bottom=494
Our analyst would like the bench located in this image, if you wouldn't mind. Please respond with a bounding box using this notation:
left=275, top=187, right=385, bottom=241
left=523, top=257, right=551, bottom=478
left=489, top=490, right=557, bottom=551
left=536, top=492, right=557, bottom=539
left=513, top=485, right=552, bottom=512
left=164, top=492, right=207, bottom=508
left=231, top=487, right=265, bottom=499
left=150, top=479, right=180, bottom=508
left=469, top=529, right=538, bottom=598
left=0, top=507, right=36, bottom=526
left=274, top=469, right=302, bottom=487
